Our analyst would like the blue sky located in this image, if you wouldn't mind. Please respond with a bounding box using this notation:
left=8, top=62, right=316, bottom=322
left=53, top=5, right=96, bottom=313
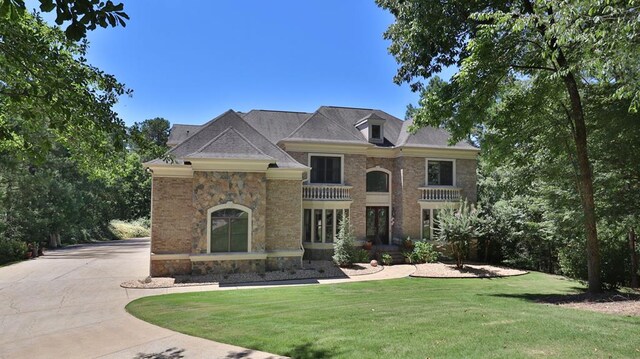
left=34, top=1, right=453, bottom=126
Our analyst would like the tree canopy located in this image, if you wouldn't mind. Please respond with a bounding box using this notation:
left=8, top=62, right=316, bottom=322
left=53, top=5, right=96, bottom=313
left=378, top=0, right=640, bottom=291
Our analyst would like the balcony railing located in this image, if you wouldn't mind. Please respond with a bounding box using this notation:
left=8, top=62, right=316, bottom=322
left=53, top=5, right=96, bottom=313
left=420, top=187, right=462, bottom=202
left=303, top=185, right=352, bottom=201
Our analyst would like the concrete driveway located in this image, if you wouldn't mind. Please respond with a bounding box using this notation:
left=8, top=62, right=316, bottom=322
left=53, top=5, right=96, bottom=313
left=0, top=239, right=279, bottom=359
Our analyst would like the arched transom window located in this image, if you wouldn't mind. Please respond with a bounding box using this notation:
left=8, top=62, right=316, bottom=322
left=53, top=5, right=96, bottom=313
left=366, top=170, right=389, bottom=192
left=207, top=204, right=251, bottom=253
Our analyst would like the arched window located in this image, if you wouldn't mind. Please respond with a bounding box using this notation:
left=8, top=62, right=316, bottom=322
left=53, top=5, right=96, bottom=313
left=366, top=170, right=389, bottom=192
left=207, top=203, right=251, bottom=253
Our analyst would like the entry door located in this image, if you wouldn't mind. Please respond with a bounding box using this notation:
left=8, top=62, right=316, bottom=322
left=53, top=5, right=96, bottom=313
left=366, top=206, right=389, bottom=245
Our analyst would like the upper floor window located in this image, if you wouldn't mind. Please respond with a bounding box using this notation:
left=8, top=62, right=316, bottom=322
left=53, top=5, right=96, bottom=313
left=309, top=155, right=342, bottom=184
left=427, top=159, right=455, bottom=186
left=366, top=170, right=389, bottom=192
left=208, top=204, right=251, bottom=253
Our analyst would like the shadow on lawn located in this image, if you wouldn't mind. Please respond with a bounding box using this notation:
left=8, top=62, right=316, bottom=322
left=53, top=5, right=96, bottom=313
left=487, top=289, right=640, bottom=304
left=224, top=342, right=339, bottom=359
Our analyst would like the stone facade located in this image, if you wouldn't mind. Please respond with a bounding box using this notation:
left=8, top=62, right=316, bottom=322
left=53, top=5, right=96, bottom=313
left=266, top=256, right=302, bottom=271
left=150, top=259, right=191, bottom=277
left=191, top=171, right=267, bottom=254
left=192, top=259, right=265, bottom=275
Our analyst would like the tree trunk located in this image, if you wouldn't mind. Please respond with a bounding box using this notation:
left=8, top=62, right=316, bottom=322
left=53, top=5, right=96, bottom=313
left=630, top=229, right=638, bottom=288
left=561, top=72, right=601, bottom=293
left=56, top=232, right=61, bottom=247
left=49, top=233, right=58, bottom=249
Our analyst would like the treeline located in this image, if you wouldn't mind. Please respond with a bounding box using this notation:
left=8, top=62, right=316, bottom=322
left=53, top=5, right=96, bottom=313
left=475, top=93, right=640, bottom=289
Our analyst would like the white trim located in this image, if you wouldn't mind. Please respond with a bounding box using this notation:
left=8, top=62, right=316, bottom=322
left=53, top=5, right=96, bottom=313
left=188, top=158, right=272, bottom=172
left=206, top=201, right=252, bottom=254
left=425, top=158, right=457, bottom=187
left=266, top=249, right=304, bottom=257
left=266, top=168, right=307, bottom=180
left=402, top=147, right=478, bottom=159
left=307, top=153, right=345, bottom=185
left=146, top=165, right=193, bottom=178
left=190, top=253, right=267, bottom=261
left=302, top=242, right=335, bottom=250
left=150, top=253, right=190, bottom=260
left=302, top=201, right=352, bottom=210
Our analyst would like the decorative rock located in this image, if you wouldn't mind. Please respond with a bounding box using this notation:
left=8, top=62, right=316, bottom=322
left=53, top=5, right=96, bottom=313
left=370, top=260, right=378, bottom=267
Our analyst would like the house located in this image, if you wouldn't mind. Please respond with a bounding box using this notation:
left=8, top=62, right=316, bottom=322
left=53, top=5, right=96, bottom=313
left=145, top=106, right=479, bottom=276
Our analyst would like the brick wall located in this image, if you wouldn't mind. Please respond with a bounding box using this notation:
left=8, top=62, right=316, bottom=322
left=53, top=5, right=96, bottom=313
left=344, top=154, right=367, bottom=239
left=398, top=157, right=425, bottom=240
left=457, top=159, right=477, bottom=203
left=151, top=177, right=194, bottom=254
left=266, top=179, right=302, bottom=250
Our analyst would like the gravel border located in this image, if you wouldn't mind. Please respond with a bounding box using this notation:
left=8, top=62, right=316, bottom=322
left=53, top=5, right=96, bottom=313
left=411, top=262, right=528, bottom=278
left=121, top=261, right=383, bottom=289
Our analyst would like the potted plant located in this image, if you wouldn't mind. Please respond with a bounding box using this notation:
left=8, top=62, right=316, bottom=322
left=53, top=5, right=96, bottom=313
left=363, top=240, right=373, bottom=250
left=402, top=237, right=414, bottom=251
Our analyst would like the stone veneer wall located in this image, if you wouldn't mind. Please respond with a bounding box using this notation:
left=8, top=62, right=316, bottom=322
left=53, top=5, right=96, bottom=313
left=265, top=179, right=302, bottom=251
left=456, top=159, right=477, bottom=203
left=191, top=171, right=267, bottom=254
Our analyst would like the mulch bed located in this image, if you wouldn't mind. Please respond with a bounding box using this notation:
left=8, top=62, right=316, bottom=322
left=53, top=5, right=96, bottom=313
left=411, top=262, right=528, bottom=278
left=537, top=291, right=640, bottom=316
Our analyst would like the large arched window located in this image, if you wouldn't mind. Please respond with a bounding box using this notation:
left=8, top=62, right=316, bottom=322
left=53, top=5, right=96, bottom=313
left=207, top=203, right=251, bottom=253
left=366, top=170, right=389, bottom=192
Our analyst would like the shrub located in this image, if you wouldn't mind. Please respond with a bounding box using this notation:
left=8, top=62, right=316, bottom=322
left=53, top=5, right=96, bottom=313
left=381, top=253, right=393, bottom=266
left=353, top=249, right=371, bottom=263
left=108, top=218, right=150, bottom=239
left=333, top=213, right=355, bottom=267
left=436, top=199, right=482, bottom=268
left=410, top=241, right=439, bottom=263
left=0, top=239, right=27, bottom=265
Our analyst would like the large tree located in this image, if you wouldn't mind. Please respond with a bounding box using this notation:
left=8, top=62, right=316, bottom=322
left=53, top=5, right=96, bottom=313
left=377, top=0, right=640, bottom=292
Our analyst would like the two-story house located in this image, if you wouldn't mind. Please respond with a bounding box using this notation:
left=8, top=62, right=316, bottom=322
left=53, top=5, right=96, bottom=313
left=145, top=106, right=478, bottom=276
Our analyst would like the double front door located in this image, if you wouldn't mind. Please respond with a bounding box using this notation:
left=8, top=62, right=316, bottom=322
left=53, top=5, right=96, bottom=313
left=366, top=206, right=389, bottom=245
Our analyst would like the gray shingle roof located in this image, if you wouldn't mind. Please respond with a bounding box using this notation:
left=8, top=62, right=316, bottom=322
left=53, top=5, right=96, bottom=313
left=167, top=110, right=306, bottom=168
left=240, top=110, right=312, bottom=143
left=167, top=124, right=201, bottom=146
left=164, top=106, right=478, bottom=154
left=283, top=111, right=365, bottom=144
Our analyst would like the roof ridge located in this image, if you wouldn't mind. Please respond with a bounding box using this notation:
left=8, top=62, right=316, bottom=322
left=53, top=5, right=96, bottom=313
left=168, top=109, right=236, bottom=155
left=320, top=105, right=376, bottom=111
left=249, top=109, right=312, bottom=114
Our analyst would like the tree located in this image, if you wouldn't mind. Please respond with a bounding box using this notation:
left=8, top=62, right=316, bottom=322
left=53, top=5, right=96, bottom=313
left=377, top=0, right=640, bottom=292
left=0, top=0, right=128, bottom=41
left=128, top=117, right=170, bottom=162
left=333, top=213, right=356, bottom=267
left=0, top=13, right=131, bottom=174
left=436, top=200, right=482, bottom=268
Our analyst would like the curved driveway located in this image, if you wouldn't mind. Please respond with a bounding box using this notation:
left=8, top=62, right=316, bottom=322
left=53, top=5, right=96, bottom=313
left=0, top=239, right=279, bottom=359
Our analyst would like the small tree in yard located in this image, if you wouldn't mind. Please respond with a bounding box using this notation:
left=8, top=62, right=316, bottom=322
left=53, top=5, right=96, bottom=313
left=333, top=213, right=355, bottom=267
left=436, top=200, right=482, bottom=269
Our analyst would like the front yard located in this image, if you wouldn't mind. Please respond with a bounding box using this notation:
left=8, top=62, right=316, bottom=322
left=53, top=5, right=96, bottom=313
left=126, top=273, right=640, bottom=358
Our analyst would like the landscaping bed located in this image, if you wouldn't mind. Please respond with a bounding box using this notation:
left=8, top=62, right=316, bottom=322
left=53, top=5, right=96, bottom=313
left=411, top=262, right=528, bottom=278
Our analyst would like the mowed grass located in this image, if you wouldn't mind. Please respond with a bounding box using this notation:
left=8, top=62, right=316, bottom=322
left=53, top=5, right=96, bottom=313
left=126, top=272, right=640, bottom=358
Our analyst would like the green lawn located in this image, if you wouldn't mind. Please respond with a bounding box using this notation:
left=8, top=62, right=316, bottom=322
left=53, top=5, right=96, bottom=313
left=126, top=273, right=640, bottom=358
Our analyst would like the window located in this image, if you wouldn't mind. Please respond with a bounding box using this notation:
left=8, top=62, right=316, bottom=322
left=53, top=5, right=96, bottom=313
left=366, top=171, right=389, bottom=192
left=371, top=125, right=381, bottom=139
left=310, top=155, right=342, bottom=184
left=427, top=160, right=455, bottom=186
left=303, top=208, right=349, bottom=243
left=421, top=208, right=440, bottom=241
left=209, top=208, right=249, bottom=252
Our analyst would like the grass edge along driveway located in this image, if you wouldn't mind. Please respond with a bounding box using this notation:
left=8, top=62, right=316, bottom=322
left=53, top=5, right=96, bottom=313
left=126, top=273, right=640, bottom=359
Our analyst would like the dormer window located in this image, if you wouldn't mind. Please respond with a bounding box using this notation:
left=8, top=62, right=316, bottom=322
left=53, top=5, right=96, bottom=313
left=355, top=113, right=386, bottom=145
left=371, top=125, right=381, bottom=140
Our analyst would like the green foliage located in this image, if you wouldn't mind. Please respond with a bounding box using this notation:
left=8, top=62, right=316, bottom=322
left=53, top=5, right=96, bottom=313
left=0, top=238, right=27, bottom=264
left=436, top=200, right=482, bottom=268
left=1, top=0, right=129, bottom=41
left=0, top=13, right=130, bottom=173
left=128, top=117, right=171, bottom=162
left=406, top=240, right=439, bottom=264
left=380, top=253, right=393, bottom=266
left=332, top=214, right=355, bottom=267
left=353, top=249, right=371, bottom=263
left=108, top=218, right=150, bottom=240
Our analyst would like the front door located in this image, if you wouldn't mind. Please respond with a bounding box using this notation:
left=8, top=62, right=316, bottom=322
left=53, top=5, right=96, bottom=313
left=366, top=206, right=389, bottom=245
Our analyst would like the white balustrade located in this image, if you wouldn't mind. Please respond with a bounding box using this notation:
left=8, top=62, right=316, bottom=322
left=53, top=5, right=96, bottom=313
left=303, top=185, right=352, bottom=201
left=420, top=187, right=462, bottom=202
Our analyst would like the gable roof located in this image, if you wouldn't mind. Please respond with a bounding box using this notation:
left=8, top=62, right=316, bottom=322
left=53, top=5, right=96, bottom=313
left=166, top=110, right=306, bottom=168
left=240, top=110, right=312, bottom=143
left=316, top=106, right=404, bottom=145
left=166, top=124, right=201, bottom=146
left=397, top=118, right=478, bottom=150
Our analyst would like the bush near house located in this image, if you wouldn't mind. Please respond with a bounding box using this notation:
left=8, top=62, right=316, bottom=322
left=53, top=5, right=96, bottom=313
left=108, top=218, right=150, bottom=239
left=404, top=240, right=439, bottom=264
left=333, top=214, right=355, bottom=267
left=436, top=199, right=482, bottom=268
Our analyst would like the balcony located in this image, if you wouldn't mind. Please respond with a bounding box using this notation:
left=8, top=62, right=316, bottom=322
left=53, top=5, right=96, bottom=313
left=303, top=184, right=352, bottom=201
left=419, top=187, right=462, bottom=202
